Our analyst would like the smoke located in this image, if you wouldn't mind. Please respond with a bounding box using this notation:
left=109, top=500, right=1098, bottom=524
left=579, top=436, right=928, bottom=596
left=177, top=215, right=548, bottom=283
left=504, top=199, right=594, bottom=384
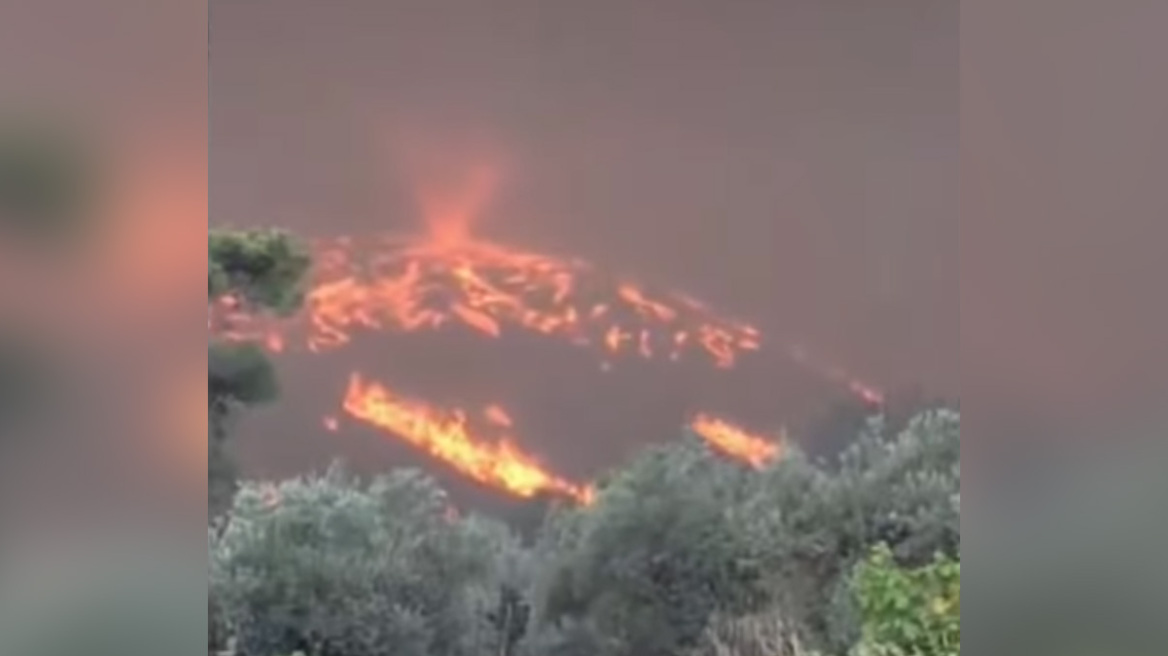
left=210, top=0, right=957, bottom=489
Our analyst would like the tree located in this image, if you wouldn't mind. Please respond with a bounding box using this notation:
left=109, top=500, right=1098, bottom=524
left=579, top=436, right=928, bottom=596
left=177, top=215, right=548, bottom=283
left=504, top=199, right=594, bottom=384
left=207, top=408, right=961, bottom=655
left=209, top=464, right=522, bottom=656
left=744, top=410, right=960, bottom=652
left=850, top=544, right=960, bottom=656
left=208, top=227, right=311, bottom=516
left=530, top=435, right=768, bottom=656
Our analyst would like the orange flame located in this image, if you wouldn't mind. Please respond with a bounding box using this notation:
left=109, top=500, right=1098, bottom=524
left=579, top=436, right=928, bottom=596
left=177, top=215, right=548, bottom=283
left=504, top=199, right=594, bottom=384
left=207, top=156, right=884, bottom=501
left=689, top=413, right=782, bottom=469
left=210, top=227, right=882, bottom=404
left=209, top=151, right=881, bottom=400
left=341, top=372, right=592, bottom=503
left=213, top=231, right=765, bottom=371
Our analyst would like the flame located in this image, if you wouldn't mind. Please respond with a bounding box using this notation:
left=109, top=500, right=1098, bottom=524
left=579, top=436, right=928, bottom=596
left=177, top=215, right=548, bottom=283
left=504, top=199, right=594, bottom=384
left=210, top=151, right=881, bottom=400
left=341, top=372, right=593, bottom=503
left=416, top=161, right=500, bottom=246
left=211, top=227, right=882, bottom=403
left=208, top=155, right=884, bottom=500
left=689, top=413, right=782, bottom=469
left=213, top=231, right=765, bottom=371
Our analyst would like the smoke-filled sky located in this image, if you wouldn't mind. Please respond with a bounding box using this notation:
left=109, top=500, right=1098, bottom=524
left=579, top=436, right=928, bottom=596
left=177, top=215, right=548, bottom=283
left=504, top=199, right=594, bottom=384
left=962, top=0, right=1168, bottom=442
left=0, top=0, right=1162, bottom=549
left=210, top=0, right=957, bottom=484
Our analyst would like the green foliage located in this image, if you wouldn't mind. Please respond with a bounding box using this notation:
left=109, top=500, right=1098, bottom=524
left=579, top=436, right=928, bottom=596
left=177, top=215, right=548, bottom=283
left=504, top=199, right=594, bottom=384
left=740, top=410, right=959, bottom=651
left=851, top=545, right=959, bottom=656
left=209, top=464, right=526, bottom=656
left=207, top=339, right=281, bottom=517
left=210, top=410, right=961, bottom=656
left=209, top=341, right=281, bottom=408
left=688, top=606, right=813, bottom=656
left=208, top=227, right=311, bottom=517
left=530, top=436, right=770, bottom=656
left=209, top=228, right=312, bottom=315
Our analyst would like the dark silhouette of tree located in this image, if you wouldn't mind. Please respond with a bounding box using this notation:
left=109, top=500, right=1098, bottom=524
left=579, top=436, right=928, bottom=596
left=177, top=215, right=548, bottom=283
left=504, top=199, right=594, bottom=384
left=208, top=227, right=310, bottom=517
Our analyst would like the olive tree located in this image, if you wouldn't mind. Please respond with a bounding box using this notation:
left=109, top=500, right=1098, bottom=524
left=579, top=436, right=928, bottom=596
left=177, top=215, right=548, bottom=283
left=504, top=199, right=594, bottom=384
left=742, top=409, right=960, bottom=652
left=529, top=435, right=769, bottom=656
left=210, top=463, right=526, bottom=656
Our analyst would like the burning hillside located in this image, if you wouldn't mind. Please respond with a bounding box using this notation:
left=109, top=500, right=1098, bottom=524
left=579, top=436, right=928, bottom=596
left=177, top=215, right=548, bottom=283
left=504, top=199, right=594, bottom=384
left=338, top=372, right=594, bottom=504
left=210, top=157, right=881, bottom=503
left=215, top=231, right=765, bottom=371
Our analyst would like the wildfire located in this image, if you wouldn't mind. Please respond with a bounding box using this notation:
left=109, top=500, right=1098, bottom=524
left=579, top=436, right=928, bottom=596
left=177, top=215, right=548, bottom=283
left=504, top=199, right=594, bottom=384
left=208, top=152, right=883, bottom=502
left=689, top=413, right=783, bottom=469
left=211, top=226, right=884, bottom=409
left=341, top=372, right=593, bottom=504
left=213, top=230, right=764, bottom=372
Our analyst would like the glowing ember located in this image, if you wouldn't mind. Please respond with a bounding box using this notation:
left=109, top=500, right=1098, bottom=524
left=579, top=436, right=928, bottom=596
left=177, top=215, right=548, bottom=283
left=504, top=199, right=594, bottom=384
left=341, top=372, right=593, bottom=503
left=689, top=413, right=782, bottom=469
left=213, top=231, right=764, bottom=371
left=208, top=150, right=882, bottom=402
left=210, top=225, right=883, bottom=406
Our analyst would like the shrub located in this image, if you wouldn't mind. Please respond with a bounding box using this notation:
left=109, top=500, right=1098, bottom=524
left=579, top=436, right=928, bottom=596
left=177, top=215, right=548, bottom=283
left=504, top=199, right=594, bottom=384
left=210, top=410, right=961, bottom=656
left=742, top=410, right=959, bottom=651
left=209, top=464, right=522, bottom=656
left=688, top=606, right=813, bottom=656
left=530, top=436, right=767, bottom=656
left=851, top=544, right=959, bottom=656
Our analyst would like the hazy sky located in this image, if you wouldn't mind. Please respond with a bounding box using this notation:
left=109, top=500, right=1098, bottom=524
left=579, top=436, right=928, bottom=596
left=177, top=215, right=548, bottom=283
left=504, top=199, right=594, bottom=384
left=210, top=0, right=957, bottom=483
left=0, top=0, right=1162, bottom=536
left=962, top=0, right=1168, bottom=440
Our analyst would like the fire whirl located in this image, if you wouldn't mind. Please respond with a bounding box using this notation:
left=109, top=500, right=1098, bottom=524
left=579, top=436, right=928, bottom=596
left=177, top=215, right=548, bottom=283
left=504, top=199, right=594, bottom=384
left=209, top=225, right=879, bottom=499
left=212, top=218, right=882, bottom=405
left=209, top=155, right=883, bottom=502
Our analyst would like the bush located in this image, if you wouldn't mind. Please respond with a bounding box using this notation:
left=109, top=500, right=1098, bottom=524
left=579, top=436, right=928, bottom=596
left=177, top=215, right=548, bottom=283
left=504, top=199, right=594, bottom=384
left=209, top=464, right=524, bottom=656
left=210, top=410, right=961, bottom=656
left=851, top=545, right=959, bottom=656
left=688, top=606, right=813, bottom=656
left=529, top=436, right=768, bottom=656
left=742, top=410, right=959, bottom=651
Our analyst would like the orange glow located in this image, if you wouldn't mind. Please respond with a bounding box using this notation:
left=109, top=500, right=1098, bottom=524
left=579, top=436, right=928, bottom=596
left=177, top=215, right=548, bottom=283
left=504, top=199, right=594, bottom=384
left=417, top=161, right=500, bottom=246
left=342, top=372, right=592, bottom=503
left=213, top=230, right=765, bottom=370
left=689, top=413, right=782, bottom=469
left=210, top=152, right=882, bottom=400
left=207, top=153, right=885, bottom=502
left=484, top=404, right=513, bottom=428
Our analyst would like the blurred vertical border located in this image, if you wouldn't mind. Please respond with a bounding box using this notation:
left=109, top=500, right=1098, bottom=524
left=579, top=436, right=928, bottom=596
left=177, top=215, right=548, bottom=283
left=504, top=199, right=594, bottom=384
left=0, top=0, right=207, bottom=654
left=963, top=0, right=1168, bottom=653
